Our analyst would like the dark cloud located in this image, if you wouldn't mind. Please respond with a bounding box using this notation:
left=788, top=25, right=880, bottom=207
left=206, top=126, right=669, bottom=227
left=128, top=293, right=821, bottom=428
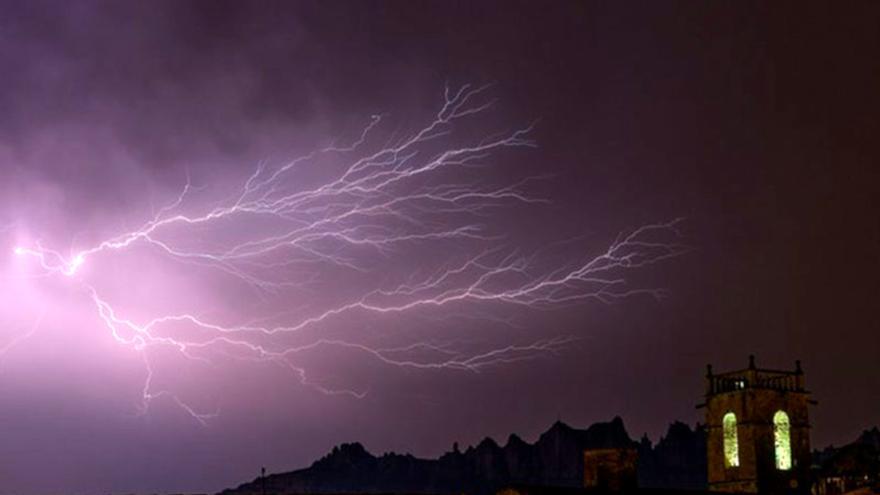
left=0, top=1, right=878, bottom=494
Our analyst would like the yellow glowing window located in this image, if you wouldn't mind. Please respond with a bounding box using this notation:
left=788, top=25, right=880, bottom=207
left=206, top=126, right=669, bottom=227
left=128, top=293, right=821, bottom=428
left=723, top=412, right=740, bottom=468
left=774, top=410, right=792, bottom=470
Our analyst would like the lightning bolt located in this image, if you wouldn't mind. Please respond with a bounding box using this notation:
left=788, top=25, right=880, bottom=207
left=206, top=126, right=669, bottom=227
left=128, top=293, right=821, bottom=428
left=8, top=84, right=688, bottom=423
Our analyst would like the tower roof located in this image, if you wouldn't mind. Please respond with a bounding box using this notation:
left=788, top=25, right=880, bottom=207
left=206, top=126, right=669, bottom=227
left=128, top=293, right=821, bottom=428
left=705, top=356, right=807, bottom=396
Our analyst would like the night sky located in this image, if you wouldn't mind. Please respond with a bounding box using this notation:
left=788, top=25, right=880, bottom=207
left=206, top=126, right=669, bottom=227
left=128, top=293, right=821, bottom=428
left=1, top=2, right=878, bottom=494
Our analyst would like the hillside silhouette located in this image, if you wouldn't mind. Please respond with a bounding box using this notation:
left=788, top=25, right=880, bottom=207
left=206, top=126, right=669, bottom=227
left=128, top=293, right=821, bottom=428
left=221, top=418, right=707, bottom=495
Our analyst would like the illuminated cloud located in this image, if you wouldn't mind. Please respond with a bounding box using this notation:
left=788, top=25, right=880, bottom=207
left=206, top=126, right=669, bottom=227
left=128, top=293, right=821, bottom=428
left=5, top=85, right=686, bottom=423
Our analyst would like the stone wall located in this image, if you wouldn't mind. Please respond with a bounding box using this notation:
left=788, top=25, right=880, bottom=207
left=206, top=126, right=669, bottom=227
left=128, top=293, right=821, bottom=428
left=582, top=448, right=638, bottom=491
left=705, top=367, right=812, bottom=494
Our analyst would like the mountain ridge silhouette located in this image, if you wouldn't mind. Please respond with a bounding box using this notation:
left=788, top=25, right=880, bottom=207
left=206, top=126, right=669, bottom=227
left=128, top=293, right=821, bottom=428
left=220, top=417, right=708, bottom=495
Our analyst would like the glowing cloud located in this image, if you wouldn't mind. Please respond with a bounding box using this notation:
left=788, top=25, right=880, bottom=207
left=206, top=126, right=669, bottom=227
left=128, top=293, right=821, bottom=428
left=6, top=85, right=687, bottom=423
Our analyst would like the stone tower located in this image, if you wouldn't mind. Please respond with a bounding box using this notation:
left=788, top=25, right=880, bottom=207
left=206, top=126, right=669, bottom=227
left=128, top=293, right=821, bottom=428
left=702, top=356, right=813, bottom=494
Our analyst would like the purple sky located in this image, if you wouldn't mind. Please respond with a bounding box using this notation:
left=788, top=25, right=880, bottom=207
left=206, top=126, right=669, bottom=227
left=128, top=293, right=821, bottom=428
left=1, top=2, right=878, bottom=494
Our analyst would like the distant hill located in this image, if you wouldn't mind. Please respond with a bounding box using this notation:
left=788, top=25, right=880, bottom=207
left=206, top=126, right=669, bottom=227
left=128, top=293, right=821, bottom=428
left=813, top=426, right=880, bottom=488
left=856, top=427, right=880, bottom=450
left=220, top=418, right=708, bottom=495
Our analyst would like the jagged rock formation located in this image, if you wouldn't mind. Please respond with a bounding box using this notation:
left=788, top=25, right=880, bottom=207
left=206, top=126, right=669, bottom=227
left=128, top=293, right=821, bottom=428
left=220, top=417, right=709, bottom=495
left=636, top=421, right=707, bottom=489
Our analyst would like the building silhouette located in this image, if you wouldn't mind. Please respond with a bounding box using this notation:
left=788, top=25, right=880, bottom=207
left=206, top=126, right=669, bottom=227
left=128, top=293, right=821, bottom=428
left=702, top=356, right=813, bottom=494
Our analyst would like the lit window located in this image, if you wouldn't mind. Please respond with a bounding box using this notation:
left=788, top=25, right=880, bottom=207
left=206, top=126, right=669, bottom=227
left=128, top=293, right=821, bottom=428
left=774, top=410, right=792, bottom=470
left=723, top=412, right=740, bottom=468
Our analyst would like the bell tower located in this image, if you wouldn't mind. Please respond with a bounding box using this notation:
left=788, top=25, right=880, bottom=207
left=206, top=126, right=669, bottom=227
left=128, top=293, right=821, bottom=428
left=701, top=356, right=813, bottom=494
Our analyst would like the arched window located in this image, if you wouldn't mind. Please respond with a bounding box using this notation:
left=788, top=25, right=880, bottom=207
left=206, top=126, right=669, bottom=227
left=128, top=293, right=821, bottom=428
left=723, top=412, right=740, bottom=468
left=774, top=410, right=792, bottom=470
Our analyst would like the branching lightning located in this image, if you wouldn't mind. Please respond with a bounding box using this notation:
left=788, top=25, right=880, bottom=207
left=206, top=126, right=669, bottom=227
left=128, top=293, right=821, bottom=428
left=8, top=85, right=688, bottom=423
